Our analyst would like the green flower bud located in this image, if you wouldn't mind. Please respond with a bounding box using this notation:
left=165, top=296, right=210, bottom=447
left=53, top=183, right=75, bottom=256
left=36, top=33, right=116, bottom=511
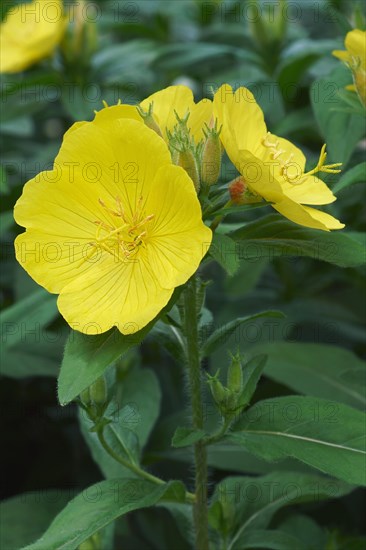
left=89, top=376, right=108, bottom=407
left=227, top=352, right=243, bottom=395
left=201, top=121, right=222, bottom=187
left=207, top=371, right=228, bottom=406
left=177, top=149, right=200, bottom=192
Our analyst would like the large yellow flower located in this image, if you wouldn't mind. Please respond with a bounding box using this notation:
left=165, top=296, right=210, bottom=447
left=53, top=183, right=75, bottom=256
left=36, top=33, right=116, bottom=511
left=0, top=0, right=66, bottom=73
left=333, top=29, right=366, bottom=105
left=14, top=108, right=212, bottom=335
left=213, top=84, right=344, bottom=231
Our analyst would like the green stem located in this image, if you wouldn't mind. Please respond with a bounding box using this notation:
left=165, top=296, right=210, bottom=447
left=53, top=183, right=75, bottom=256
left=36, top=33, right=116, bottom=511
left=96, top=429, right=195, bottom=503
left=183, top=277, right=210, bottom=550
left=204, top=416, right=233, bottom=446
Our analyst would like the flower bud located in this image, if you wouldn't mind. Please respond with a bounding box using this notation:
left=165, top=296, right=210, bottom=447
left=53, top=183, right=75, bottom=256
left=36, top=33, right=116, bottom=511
left=177, top=149, right=200, bottom=192
left=62, top=1, right=97, bottom=67
left=201, top=122, right=222, bottom=187
left=227, top=353, right=243, bottom=395
left=352, top=67, right=366, bottom=107
left=229, top=176, right=260, bottom=204
left=207, top=371, right=229, bottom=407
left=89, top=376, right=108, bottom=407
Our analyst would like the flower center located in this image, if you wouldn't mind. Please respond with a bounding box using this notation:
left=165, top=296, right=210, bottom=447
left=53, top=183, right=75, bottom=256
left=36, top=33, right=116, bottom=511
left=261, top=132, right=342, bottom=185
left=90, top=196, right=154, bottom=261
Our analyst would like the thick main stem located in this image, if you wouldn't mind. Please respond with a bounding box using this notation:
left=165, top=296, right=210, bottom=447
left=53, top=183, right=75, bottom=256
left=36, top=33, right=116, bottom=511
left=184, top=277, right=210, bottom=550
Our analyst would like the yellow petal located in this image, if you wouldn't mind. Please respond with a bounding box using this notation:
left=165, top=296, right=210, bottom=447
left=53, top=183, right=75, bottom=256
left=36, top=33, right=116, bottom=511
left=282, top=174, right=336, bottom=205
left=93, top=104, right=141, bottom=128
left=213, top=83, right=267, bottom=164
left=145, top=165, right=212, bottom=288
left=140, top=85, right=195, bottom=139
left=345, top=29, right=366, bottom=70
left=235, top=150, right=286, bottom=204
left=273, top=200, right=344, bottom=230
left=57, top=250, right=174, bottom=335
left=332, top=49, right=350, bottom=63
left=14, top=230, right=96, bottom=294
left=189, top=98, right=213, bottom=143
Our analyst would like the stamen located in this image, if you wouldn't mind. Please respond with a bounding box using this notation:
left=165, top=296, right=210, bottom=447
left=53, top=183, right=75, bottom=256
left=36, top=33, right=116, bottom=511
left=93, top=196, right=154, bottom=260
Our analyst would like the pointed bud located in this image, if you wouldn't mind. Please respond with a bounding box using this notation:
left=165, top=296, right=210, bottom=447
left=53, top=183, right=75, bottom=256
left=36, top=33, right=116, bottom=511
left=177, top=149, right=200, bottom=192
left=227, top=353, right=243, bottom=394
left=201, top=121, right=222, bottom=187
left=207, top=371, right=229, bottom=407
left=89, top=376, right=108, bottom=407
left=136, top=102, right=163, bottom=138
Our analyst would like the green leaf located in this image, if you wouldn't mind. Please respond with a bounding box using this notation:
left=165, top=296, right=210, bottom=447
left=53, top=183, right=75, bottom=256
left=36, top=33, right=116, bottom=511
left=239, top=354, right=268, bottom=406
left=310, top=66, right=366, bottom=165
left=251, top=342, right=366, bottom=410
left=230, top=214, right=365, bottom=267
left=0, top=491, right=71, bottom=550
left=278, top=514, right=327, bottom=550
left=58, top=290, right=181, bottom=405
left=0, top=335, right=65, bottom=379
left=210, top=471, right=353, bottom=550
left=209, top=233, right=240, bottom=276
left=201, top=311, right=285, bottom=357
left=171, top=427, right=206, bottom=448
left=22, top=479, right=186, bottom=550
left=0, top=289, right=62, bottom=378
left=231, top=529, right=306, bottom=550
left=277, top=39, right=339, bottom=94
left=230, top=396, right=366, bottom=485
left=333, top=162, right=366, bottom=194
left=58, top=326, right=151, bottom=406
left=1, top=289, right=57, bottom=350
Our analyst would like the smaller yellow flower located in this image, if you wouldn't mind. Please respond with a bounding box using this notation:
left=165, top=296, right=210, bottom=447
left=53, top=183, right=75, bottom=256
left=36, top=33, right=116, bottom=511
left=213, top=84, right=344, bottom=231
left=14, top=107, right=212, bottom=334
left=333, top=29, right=366, bottom=105
left=0, top=0, right=67, bottom=73
left=139, top=85, right=213, bottom=145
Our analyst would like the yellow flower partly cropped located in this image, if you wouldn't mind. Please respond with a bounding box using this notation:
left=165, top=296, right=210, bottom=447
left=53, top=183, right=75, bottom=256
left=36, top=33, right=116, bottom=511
left=139, top=85, right=213, bottom=144
left=0, top=0, right=66, bottom=73
left=213, top=84, right=344, bottom=231
left=333, top=29, right=366, bottom=105
left=14, top=107, right=212, bottom=335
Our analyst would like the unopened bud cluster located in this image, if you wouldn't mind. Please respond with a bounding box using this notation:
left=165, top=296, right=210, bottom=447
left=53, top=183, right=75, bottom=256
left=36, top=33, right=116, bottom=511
left=206, top=353, right=246, bottom=418
left=137, top=103, right=222, bottom=193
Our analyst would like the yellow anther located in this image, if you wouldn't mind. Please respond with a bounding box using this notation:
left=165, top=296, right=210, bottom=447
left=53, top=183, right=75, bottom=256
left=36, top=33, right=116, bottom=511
left=93, top=196, right=153, bottom=260
left=271, top=149, right=285, bottom=160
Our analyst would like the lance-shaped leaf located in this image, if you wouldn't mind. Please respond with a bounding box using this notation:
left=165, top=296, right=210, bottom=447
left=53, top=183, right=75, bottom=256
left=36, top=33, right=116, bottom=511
left=230, top=214, right=365, bottom=268
left=22, top=479, right=186, bottom=550
left=201, top=311, right=285, bottom=357
left=209, top=471, right=353, bottom=550
left=229, top=396, right=366, bottom=486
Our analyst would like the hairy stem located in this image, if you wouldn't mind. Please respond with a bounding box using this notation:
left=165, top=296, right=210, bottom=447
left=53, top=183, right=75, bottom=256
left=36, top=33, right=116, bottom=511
left=97, top=429, right=195, bottom=503
left=184, top=277, right=210, bottom=550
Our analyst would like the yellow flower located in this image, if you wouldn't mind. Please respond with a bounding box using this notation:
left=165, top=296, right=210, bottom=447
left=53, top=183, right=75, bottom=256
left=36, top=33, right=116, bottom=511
left=0, top=0, right=67, bottom=73
left=14, top=107, right=212, bottom=335
left=213, top=84, right=344, bottom=231
left=333, top=29, right=366, bottom=105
